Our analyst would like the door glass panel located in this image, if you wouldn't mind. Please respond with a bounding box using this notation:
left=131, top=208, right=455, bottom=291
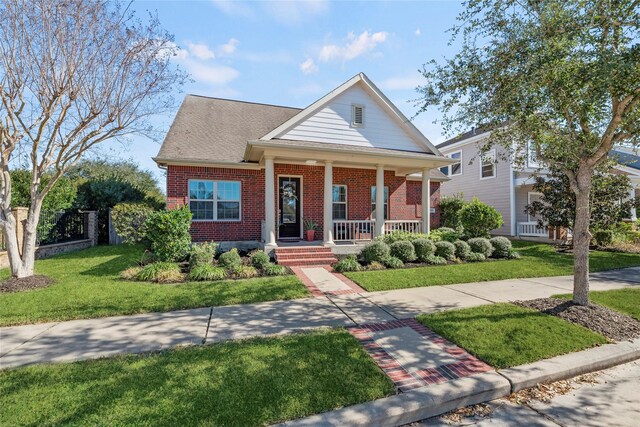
left=281, top=179, right=297, bottom=224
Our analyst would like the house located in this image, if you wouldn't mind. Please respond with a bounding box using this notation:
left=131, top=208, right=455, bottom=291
left=154, top=73, right=453, bottom=256
left=437, top=130, right=640, bottom=238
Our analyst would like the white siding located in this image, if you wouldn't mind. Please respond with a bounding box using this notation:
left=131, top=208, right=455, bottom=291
left=279, top=84, right=428, bottom=153
left=439, top=142, right=513, bottom=235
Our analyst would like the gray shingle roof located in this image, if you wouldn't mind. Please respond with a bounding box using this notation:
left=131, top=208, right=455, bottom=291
left=437, top=127, right=490, bottom=150
left=611, top=150, right=640, bottom=170
left=155, top=95, right=301, bottom=164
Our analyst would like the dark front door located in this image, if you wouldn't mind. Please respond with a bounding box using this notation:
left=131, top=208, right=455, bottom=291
left=279, top=177, right=301, bottom=239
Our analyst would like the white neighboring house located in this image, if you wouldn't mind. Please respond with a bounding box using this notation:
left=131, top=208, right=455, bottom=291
left=436, top=129, right=640, bottom=238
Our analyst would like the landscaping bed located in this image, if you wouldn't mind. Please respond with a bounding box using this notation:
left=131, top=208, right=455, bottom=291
left=0, top=275, right=55, bottom=293
left=0, top=330, right=394, bottom=426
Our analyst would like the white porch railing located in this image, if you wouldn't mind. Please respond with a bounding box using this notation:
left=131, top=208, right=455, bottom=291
left=333, top=220, right=376, bottom=242
left=517, top=221, right=548, bottom=237
left=383, top=220, right=423, bottom=234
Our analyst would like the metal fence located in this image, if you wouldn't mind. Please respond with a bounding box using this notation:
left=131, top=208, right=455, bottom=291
left=36, top=210, right=88, bottom=246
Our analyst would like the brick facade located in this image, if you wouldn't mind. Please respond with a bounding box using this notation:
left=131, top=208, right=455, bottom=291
left=167, top=164, right=441, bottom=242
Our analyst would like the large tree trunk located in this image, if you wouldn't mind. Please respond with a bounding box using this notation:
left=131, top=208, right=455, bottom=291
left=572, top=166, right=594, bottom=306
left=1, top=203, right=41, bottom=279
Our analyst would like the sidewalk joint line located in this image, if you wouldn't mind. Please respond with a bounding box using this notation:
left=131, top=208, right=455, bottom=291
left=359, top=293, right=399, bottom=320
left=447, top=286, right=497, bottom=304
left=524, top=403, right=567, bottom=427
left=0, top=321, right=60, bottom=359
left=326, top=295, right=359, bottom=326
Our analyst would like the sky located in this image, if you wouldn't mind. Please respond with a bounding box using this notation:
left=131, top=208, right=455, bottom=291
left=108, top=0, right=466, bottom=186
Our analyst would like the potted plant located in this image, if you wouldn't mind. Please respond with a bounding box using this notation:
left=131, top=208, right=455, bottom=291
left=304, top=219, right=318, bottom=241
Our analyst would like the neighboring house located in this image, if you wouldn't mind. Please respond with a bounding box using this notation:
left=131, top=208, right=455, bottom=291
left=437, top=130, right=640, bottom=238
left=155, top=73, right=452, bottom=253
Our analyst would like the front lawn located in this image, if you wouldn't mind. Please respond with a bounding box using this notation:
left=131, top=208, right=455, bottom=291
left=416, top=303, right=607, bottom=369
left=345, top=241, right=640, bottom=292
left=0, top=330, right=394, bottom=426
left=0, top=245, right=309, bottom=326
left=555, top=288, right=640, bottom=321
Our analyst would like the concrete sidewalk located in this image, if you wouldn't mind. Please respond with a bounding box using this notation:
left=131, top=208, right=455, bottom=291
left=1, top=269, right=638, bottom=369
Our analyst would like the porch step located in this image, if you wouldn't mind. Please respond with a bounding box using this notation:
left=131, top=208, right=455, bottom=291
left=277, top=257, right=338, bottom=267
left=275, top=247, right=337, bottom=267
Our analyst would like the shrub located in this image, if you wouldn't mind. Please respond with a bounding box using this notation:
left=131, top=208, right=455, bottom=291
left=507, top=250, right=521, bottom=260
left=465, top=252, right=486, bottom=262
left=381, top=256, right=404, bottom=269
left=144, top=207, right=192, bottom=262
left=430, top=227, right=460, bottom=243
left=231, top=265, right=259, bottom=279
left=413, top=238, right=436, bottom=262
left=188, top=264, right=227, bottom=281
left=250, top=250, right=271, bottom=269
left=367, top=261, right=385, bottom=271
left=111, top=203, right=154, bottom=244
left=424, top=255, right=448, bottom=265
left=188, top=242, right=218, bottom=270
left=468, top=237, right=494, bottom=257
left=459, top=198, right=504, bottom=238
left=378, top=231, right=430, bottom=245
left=361, top=241, right=390, bottom=264
left=593, top=230, right=614, bottom=247
left=489, top=236, right=512, bottom=258
left=434, top=241, right=456, bottom=261
left=120, top=266, right=142, bottom=280
left=136, top=262, right=182, bottom=282
left=389, top=240, right=417, bottom=262
left=218, top=248, right=242, bottom=269
left=333, top=255, right=362, bottom=273
left=439, top=194, right=466, bottom=229
left=263, top=263, right=289, bottom=276
left=454, top=240, right=472, bottom=260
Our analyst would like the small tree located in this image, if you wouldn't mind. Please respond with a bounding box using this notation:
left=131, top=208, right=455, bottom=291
left=459, top=198, right=504, bottom=238
left=439, top=193, right=466, bottom=229
left=10, top=170, right=76, bottom=213
left=0, top=0, right=186, bottom=277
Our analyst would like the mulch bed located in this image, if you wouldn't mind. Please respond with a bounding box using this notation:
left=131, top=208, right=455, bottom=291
left=0, top=275, right=55, bottom=293
left=514, top=297, right=640, bottom=341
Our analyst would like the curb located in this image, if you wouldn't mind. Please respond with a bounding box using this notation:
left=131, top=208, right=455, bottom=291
left=278, top=338, right=640, bottom=427
left=498, top=337, right=640, bottom=392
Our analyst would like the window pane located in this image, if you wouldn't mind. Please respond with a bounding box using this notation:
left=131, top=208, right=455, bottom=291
left=332, top=185, right=346, bottom=203
left=481, top=164, right=494, bottom=178
left=450, top=152, right=461, bottom=160
left=451, top=162, right=461, bottom=175
left=217, top=201, right=240, bottom=220
left=217, top=181, right=240, bottom=201
left=439, top=166, right=449, bottom=176
left=190, top=200, right=214, bottom=220
left=189, top=181, right=213, bottom=200
left=332, top=204, right=346, bottom=220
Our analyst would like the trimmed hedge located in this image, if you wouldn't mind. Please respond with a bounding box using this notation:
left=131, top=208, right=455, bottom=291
left=361, top=241, right=390, bottom=264
left=111, top=203, right=154, bottom=244
left=424, top=255, right=448, bottom=265
left=434, top=241, right=456, bottom=261
left=381, top=256, right=404, bottom=269
left=465, top=252, right=486, bottom=262
left=413, top=238, right=436, bottom=262
left=454, top=240, right=472, bottom=260
left=218, top=248, right=242, bottom=269
left=144, top=207, right=192, bottom=262
left=389, top=241, right=417, bottom=262
left=250, top=250, right=271, bottom=269
left=489, top=236, right=512, bottom=258
left=468, top=237, right=494, bottom=257
left=459, top=198, right=504, bottom=238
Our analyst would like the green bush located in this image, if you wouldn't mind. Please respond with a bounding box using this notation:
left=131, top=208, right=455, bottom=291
left=188, top=242, right=218, bottom=270
left=429, top=227, right=461, bottom=243
left=367, top=261, right=386, bottom=271
left=250, top=250, right=271, bottom=269
left=218, top=248, right=242, bottom=269
left=361, top=241, right=390, bottom=264
left=263, top=263, right=289, bottom=276
left=144, top=207, right=192, bottom=262
left=468, top=237, right=494, bottom=257
left=413, top=238, right=436, bottom=262
left=593, top=230, right=614, bottom=247
left=439, top=194, right=466, bottom=229
left=424, top=255, right=448, bottom=265
left=111, top=203, right=154, bottom=244
left=465, top=252, right=486, bottom=262
left=231, top=265, right=259, bottom=279
left=459, top=198, right=504, bottom=238
left=188, top=264, right=227, bottom=281
left=381, top=256, right=404, bottom=269
left=135, top=262, right=182, bottom=282
left=333, top=255, right=362, bottom=273
left=378, top=231, right=430, bottom=245
left=389, top=240, right=417, bottom=262
left=489, top=236, right=513, bottom=258
left=434, top=241, right=456, bottom=261
left=507, top=249, right=521, bottom=259
left=454, top=240, right=472, bottom=260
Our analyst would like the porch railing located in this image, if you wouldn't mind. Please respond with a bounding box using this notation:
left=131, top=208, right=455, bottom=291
left=383, top=220, right=423, bottom=234
left=517, top=221, right=548, bottom=237
left=332, top=220, right=424, bottom=242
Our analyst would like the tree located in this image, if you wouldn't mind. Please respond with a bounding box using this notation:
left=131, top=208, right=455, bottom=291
left=439, top=193, right=466, bottom=229
left=417, top=0, right=640, bottom=305
left=525, top=162, right=634, bottom=234
left=10, top=170, right=77, bottom=213
left=0, top=0, right=186, bottom=277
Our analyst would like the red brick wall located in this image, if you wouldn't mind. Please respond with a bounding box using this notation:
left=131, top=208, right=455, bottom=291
left=166, top=164, right=441, bottom=242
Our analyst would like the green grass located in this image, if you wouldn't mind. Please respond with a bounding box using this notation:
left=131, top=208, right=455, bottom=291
left=0, top=330, right=394, bottom=427
left=555, top=288, right=640, bottom=321
left=417, top=303, right=607, bottom=369
left=0, top=245, right=309, bottom=326
left=345, top=241, right=640, bottom=292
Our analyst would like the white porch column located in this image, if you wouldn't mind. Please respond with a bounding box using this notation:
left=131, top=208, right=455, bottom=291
left=375, top=164, right=385, bottom=237
left=422, top=168, right=431, bottom=234
left=323, top=161, right=334, bottom=244
left=264, top=156, right=277, bottom=246
left=631, top=187, right=638, bottom=221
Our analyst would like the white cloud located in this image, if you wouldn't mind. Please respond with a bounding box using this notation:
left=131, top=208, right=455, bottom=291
left=415, top=28, right=421, bottom=36
left=187, top=42, right=215, bottom=60
left=156, top=41, right=189, bottom=60
left=380, top=74, right=423, bottom=91
left=263, top=0, right=328, bottom=26
left=219, top=38, right=239, bottom=55
left=319, top=31, right=388, bottom=62
left=186, top=60, right=239, bottom=85
left=300, top=58, right=318, bottom=74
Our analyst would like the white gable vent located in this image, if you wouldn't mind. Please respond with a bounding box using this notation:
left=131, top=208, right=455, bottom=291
left=352, top=104, right=364, bottom=127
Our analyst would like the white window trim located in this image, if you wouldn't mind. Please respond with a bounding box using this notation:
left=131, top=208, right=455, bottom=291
left=188, top=179, right=242, bottom=222
left=479, top=149, right=497, bottom=180
left=527, top=191, right=544, bottom=222
left=351, top=104, right=365, bottom=128
left=527, top=141, right=540, bottom=169
left=371, top=186, right=389, bottom=220
left=332, top=184, right=348, bottom=220
left=448, top=150, right=462, bottom=176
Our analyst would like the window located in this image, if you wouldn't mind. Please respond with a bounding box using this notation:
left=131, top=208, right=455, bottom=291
left=332, top=185, right=347, bottom=220
left=189, top=180, right=241, bottom=221
left=352, top=104, right=364, bottom=127
left=440, top=151, right=462, bottom=176
left=371, top=186, right=389, bottom=220
left=527, top=141, right=540, bottom=168
left=480, top=149, right=496, bottom=179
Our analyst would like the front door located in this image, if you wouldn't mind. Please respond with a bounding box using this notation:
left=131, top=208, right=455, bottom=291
left=278, top=177, right=301, bottom=239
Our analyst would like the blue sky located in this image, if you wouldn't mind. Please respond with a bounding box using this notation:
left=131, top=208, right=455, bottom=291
left=111, top=1, right=466, bottom=185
